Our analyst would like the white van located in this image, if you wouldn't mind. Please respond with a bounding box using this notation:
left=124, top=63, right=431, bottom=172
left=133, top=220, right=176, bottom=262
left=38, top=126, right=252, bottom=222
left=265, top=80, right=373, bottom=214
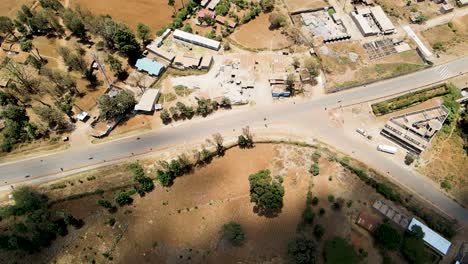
left=377, top=145, right=398, bottom=154
left=356, top=128, right=367, bottom=137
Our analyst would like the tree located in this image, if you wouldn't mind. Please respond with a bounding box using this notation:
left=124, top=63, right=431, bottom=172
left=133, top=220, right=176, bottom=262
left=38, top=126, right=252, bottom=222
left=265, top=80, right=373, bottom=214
left=374, top=223, right=402, bottom=250
left=287, top=238, right=316, bottom=264
left=160, top=109, right=171, bottom=124
left=136, top=23, right=151, bottom=44
left=63, top=9, right=86, bottom=39
left=19, top=38, right=32, bottom=51
left=414, top=15, right=428, bottom=24
left=402, top=236, right=430, bottom=264
left=324, top=237, right=359, bottom=264
left=212, top=133, right=225, bottom=156
left=195, top=97, right=213, bottom=117
left=115, top=191, right=132, bottom=206
left=97, top=90, right=136, bottom=120
left=314, top=224, right=325, bottom=240
left=182, top=23, right=192, bottom=33
left=221, top=221, right=245, bottom=246
left=248, top=169, right=284, bottom=213
left=268, top=13, right=286, bottom=29
left=309, top=163, right=319, bottom=176
left=409, top=225, right=425, bottom=240
left=260, top=0, right=275, bottom=12
left=112, top=25, right=141, bottom=61
left=11, top=186, right=47, bottom=216
left=168, top=0, right=176, bottom=15
left=105, top=54, right=126, bottom=80
left=238, top=126, right=253, bottom=148
left=304, top=57, right=319, bottom=77
left=33, top=106, right=70, bottom=132
left=404, top=153, right=416, bottom=165
left=58, top=46, right=87, bottom=73
left=215, top=0, right=230, bottom=16
left=40, top=67, right=78, bottom=96
left=129, top=162, right=154, bottom=193
left=220, top=96, right=231, bottom=109
left=0, top=16, right=18, bottom=39
left=432, top=42, right=445, bottom=52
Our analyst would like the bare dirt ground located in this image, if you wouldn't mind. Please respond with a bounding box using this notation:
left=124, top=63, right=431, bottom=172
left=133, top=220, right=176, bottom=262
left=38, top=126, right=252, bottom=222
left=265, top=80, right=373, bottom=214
left=375, top=0, right=443, bottom=23
left=421, top=15, right=468, bottom=58
left=318, top=41, right=426, bottom=90
left=230, top=14, right=292, bottom=50
left=69, top=0, right=181, bottom=31
left=418, top=129, right=468, bottom=207
left=0, top=0, right=33, bottom=17
left=283, top=0, right=328, bottom=12
left=0, top=143, right=414, bottom=263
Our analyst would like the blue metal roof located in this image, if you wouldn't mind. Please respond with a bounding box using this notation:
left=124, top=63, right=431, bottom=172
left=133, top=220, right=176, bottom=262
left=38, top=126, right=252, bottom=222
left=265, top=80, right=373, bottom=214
left=135, top=58, right=165, bottom=76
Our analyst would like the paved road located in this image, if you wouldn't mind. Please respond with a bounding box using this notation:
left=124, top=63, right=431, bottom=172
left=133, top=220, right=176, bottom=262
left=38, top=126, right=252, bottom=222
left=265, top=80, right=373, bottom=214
left=1, top=57, right=468, bottom=221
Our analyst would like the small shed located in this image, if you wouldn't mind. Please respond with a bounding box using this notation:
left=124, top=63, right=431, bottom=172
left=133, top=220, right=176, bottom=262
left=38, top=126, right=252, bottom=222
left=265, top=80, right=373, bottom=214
left=356, top=212, right=380, bottom=232
left=135, top=58, right=165, bottom=77
left=76, top=111, right=89, bottom=122
left=134, top=89, right=160, bottom=112
left=440, top=4, right=454, bottom=13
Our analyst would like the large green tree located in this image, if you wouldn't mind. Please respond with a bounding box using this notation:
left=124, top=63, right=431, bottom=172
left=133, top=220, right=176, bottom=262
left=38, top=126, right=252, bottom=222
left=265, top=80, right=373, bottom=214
left=323, top=237, right=359, bottom=264
left=248, top=169, right=284, bottom=213
left=97, top=90, right=136, bottom=120
left=288, top=238, right=316, bottom=264
left=221, top=221, right=245, bottom=246
left=374, top=223, right=403, bottom=250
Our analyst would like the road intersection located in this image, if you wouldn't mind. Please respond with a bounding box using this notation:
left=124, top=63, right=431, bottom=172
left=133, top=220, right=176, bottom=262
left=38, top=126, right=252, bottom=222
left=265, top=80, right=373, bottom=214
left=1, top=56, right=468, bottom=221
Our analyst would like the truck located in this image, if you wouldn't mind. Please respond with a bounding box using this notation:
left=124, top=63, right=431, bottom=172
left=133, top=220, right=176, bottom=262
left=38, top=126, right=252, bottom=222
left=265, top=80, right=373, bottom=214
left=377, top=145, right=398, bottom=154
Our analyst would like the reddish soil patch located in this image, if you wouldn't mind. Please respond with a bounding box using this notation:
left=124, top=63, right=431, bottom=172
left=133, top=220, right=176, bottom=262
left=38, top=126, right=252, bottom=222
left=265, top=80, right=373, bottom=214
left=0, top=0, right=33, bottom=17
left=284, top=0, right=328, bottom=12
left=70, top=0, right=181, bottom=31
left=231, top=14, right=291, bottom=50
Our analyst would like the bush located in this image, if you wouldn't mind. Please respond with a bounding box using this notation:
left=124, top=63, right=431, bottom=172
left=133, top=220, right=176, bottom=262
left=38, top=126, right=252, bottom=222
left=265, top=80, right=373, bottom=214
left=432, top=42, right=446, bottom=52
left=402, top=236, right=430, bottom=264
left=440, top=178, right=452, bottom=191
left=312, top=196, right=319, bottom=205
left=221, top=221, right=245, bottom=246
left=302, top=204, right=315, bottom=225
left=268, top=12, right=286, bottom=29
left=313, top=224, right=325, bottom=240
left=115, top=191, right=132, bottom=206
left=319, top=208, right=325, bottom=216
left=97, top=199, right=112, bottom=209
left=374, top=223, right=402, bottom=250
left=404, top=153, right=416, bottom=165
left=309, top=163, right=319, bottom=176
left=287, top=238, right=316, bottom=264
left=327, top=194, right=334, bottom=202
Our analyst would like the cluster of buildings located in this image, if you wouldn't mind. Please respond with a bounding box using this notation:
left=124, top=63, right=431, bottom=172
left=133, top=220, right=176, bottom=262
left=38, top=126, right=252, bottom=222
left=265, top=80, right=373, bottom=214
left=356, top=200, right=452, bottom=257
left=297, top=8, right=351, bottom=43
left=380, top=105, right=449, bottom=154
left=351, top=5, right=396, bottom=36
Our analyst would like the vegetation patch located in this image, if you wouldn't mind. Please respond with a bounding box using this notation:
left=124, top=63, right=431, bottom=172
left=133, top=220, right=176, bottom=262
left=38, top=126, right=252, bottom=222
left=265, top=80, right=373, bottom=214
left=371, top=84, right=451, bottom=116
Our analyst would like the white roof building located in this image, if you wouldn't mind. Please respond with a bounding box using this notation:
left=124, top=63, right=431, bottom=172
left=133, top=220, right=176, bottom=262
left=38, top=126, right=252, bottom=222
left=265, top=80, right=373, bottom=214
left=408, top=218, right=451, bottom=256
left=370, top=6, right=396, bottom=34
left=134, top=89, right=161, bottom=112
left=173, top=29, right=221, bottom=50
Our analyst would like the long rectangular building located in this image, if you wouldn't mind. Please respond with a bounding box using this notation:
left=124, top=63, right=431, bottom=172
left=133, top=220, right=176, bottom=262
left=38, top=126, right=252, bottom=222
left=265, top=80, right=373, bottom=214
left=370, top=6, right=395, bottom=34
left=408, top=218, right=451, bottom=256
left=173, top=29, right=221, bottom=50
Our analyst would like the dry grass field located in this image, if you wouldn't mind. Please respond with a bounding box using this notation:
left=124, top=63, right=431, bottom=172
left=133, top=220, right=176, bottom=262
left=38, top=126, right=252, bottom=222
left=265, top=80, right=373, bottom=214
left=0, top=0, right=33, bottom=17
left=283, top=0, right=328, bottom=12
left=0, top=143, right=413, bottom=263
left=421, top=15, right=468, bottom=56
left=70, top=0, right=182, bottom=31
left=230, top=14, right=292, bottom=50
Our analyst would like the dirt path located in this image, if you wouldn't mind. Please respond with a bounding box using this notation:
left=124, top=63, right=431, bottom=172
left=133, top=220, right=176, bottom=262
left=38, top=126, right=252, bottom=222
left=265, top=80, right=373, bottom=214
left=413, top=7, right=468, bottom=31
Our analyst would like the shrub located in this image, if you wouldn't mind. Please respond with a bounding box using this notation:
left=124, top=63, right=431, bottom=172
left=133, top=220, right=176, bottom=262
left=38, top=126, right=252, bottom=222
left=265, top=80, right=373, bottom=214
left=115, top=191, right=132, bottom=206
left=432, top=42, right=446, bottom=52
left=328, top=194, right=335, bottom=202
left=440, top=178, right=452, bottom=191
left=313, top=224, right=325, bottom=240
left=302, top=204, right=314, bottom=225
left=309, top=163, right=320, bottom=176
left=404, top=153, right=416, bottom=165
left=221, top=221, right=245, bottom=246
left=97, top=199, right=112, bottom=209
left=287, top=238, right=316, bottom=264
left=374, top=223, right=402, bottom=250
left=312, top=196, right=319, bottom=205
left=319, top=208, right=325, bottom=216
left=106, top=217, right=116, bottom=226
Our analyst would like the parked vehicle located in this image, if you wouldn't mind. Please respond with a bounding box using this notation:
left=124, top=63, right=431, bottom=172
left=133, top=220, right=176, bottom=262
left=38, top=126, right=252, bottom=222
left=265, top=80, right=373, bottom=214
left=377, top=145, right=398, bottom=154
left=356, top=128, right=367, bottom=137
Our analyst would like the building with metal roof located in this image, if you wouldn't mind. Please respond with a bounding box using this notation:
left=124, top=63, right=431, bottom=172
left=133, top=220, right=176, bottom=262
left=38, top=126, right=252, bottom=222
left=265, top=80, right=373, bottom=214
left=370, top=6, right=395, bottom=34
left=173, top=29, right=221, bottom=50
left=408, top=218, right=451, bottom=256
left=134, top=89, right=160, bottom=112
left=135, top=58, right=165, bottom=77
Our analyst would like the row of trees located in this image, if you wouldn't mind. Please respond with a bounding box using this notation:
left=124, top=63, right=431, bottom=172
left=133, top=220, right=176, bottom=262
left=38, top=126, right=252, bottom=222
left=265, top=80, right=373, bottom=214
left=160, top=97, right=231, bottom=124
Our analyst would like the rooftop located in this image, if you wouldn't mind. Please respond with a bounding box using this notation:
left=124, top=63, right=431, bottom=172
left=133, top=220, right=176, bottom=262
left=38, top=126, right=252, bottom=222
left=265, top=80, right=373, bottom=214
left=135, top=89, right=160, bottom=112
left=173, top=29, right=221, bottom=50
left=408, top=218, right=451, bottom=255
left=135, top=58, right=165, bottom=76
